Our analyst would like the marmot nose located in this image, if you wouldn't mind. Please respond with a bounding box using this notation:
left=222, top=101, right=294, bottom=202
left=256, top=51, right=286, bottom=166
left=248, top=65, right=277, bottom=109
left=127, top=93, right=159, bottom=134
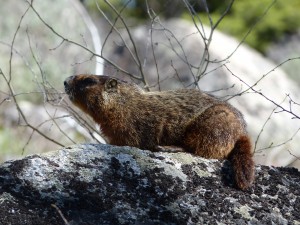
left=64, top=76, right=75, bottom=87
left=64, top=76, right=76, bottom=94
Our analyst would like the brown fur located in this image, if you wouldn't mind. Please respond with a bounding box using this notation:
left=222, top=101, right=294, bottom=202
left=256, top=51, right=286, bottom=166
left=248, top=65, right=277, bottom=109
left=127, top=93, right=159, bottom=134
left=64, top=74, right=255, bottom=190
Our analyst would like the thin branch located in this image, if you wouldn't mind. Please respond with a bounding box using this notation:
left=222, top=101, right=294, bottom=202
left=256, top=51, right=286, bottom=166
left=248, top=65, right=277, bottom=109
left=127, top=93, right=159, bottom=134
left=22, top=129, right=35, bottom=155
left=224, top=64, right=300, bottom=120
left=43, top=106, right=77, bottom=145
left=51, top=204, right=70, bottom=225
left=105, top=0, right=149, bottom=87
left=0, top=41, right=36, bottom=76
left=26, top=28, right=77, bottom=146
left=287, top=149, right=300, bottom=161
left=212, top=0, right=235, bottom=31
left=59, top=99, right=104, bottom=143
left=0, top=97, right=11, bottom=106
left=214, top=0, right=276, bottom=64
left=195, top=0, right=235, bottom=80
left=150, top=24, right=198, bottom=88
left=182, top=0, right=209, bottom=82
left=253, top=98, right=286, bottom=153
left=1, top=4, right=65, bottom=148
left=70, top=0, right=103, bottom=75
left=144, top=3, right=164, bottom=90
left=25, top=0, right=134, bottom=79
left=97, top=1, right=131, bottom=58
left=8, top=2, right=31, bottom=83
left=256, top=127, right=300, bottom=152
left=227, top=57, right=300, bottom=100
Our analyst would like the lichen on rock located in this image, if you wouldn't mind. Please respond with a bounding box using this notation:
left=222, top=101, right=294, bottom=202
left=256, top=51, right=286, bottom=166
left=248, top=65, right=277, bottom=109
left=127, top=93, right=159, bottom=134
left=0, top=144, right=299, bottom=224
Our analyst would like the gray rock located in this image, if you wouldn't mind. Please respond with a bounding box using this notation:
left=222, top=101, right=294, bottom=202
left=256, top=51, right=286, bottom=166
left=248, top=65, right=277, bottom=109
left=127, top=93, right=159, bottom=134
left=266, top=30, right=300, bottom=85
left=0, top=144, right=299, bottom=224
left=101, top=18, right=300, bottom=168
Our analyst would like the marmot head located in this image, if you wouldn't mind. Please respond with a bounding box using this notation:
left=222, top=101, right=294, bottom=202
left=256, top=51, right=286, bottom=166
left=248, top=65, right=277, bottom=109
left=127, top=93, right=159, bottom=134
left=64, top=74, right=126, bottom=114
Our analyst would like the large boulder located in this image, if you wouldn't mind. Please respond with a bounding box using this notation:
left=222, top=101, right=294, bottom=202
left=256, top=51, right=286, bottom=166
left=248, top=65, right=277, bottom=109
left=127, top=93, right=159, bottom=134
left=101, top=19, right=300, bottom=168
left=0, top=144, right=299, bottom=224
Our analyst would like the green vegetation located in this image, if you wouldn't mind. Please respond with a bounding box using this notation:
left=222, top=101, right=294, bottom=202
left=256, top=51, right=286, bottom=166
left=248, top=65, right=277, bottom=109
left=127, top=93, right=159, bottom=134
left=85, top=0, right=300, bottom=53
left=0, top=127, right=24, bottom=162
left=203, top=0, right=300, bottom=52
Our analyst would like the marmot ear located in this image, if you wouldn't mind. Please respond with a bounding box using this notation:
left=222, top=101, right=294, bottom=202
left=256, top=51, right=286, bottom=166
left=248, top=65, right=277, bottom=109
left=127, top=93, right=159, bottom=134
left=105, top=78, right=118, bottom=91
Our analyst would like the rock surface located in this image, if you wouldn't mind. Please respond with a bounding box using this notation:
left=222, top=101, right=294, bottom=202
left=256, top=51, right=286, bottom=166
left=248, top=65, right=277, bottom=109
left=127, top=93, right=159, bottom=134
left=267, top=30, right=300, bottom=85
left=0, top=144, right=299, bottom=225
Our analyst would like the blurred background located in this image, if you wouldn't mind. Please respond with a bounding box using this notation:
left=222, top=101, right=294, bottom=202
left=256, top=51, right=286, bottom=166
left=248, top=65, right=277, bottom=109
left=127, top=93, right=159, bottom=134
left=0, top=0, right=299, bottom=168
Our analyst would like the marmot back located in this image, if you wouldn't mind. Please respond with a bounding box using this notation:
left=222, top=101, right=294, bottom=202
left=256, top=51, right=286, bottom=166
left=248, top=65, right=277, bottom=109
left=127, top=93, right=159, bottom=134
left=64, top=74, right=255, bottom=190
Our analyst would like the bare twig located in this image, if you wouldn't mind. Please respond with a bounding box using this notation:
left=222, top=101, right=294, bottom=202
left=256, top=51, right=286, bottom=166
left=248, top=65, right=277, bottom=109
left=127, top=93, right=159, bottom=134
left=256, top=128, right=300, bottom=152
left=70, top=0, right=103, bottom=75
left=8, top=2, right=31, bottom=82
left=224, top=64, right=300, bottom=120
left=253, top=97, right=287, bottom=153
left=182, top=0, right=234, bottom=85
left=214, top=0, right=276, bottom=64
left=97, top=0, right=149, bottom=87
left=287, top=149, right=300, bottom=161
left=212, top=0, right=235, bottom=31
left=51, top=204, right=70, bottom=225
left=1, top=32, right=65, bottom=149
left=25, top=0, right=134, bottom=79
left=2, top=0, right=299, bottom=167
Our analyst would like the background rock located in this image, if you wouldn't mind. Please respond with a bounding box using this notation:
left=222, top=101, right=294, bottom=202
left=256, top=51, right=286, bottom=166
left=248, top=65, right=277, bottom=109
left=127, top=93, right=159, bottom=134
left=0, top=144, right=299, bottom=224
left=266, top=30, right=300, bottom=86
left=101, top=18, right=300, bottom=168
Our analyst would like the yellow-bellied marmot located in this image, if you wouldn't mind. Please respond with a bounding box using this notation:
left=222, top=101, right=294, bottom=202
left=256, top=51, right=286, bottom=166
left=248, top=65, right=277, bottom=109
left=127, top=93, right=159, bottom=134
left=64, top=74, right=255, bottom=190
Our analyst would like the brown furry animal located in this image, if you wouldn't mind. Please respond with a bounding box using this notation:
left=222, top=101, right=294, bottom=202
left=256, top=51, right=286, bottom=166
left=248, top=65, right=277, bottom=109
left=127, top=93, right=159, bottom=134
left=64, top=74, right=255, bottom=190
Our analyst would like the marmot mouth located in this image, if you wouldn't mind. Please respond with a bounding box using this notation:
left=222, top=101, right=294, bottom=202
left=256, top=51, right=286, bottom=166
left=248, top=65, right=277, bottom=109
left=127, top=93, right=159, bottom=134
left=64, top=76, right=75, bottom=101
left=64, top=83, right=71, bottom=95
left=64, top=88, right=74, bottom=101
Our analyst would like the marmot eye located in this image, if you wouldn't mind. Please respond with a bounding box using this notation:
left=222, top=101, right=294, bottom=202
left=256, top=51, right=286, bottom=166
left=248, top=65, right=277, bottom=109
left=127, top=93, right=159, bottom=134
left=81, top=77, right=97, bottom=86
